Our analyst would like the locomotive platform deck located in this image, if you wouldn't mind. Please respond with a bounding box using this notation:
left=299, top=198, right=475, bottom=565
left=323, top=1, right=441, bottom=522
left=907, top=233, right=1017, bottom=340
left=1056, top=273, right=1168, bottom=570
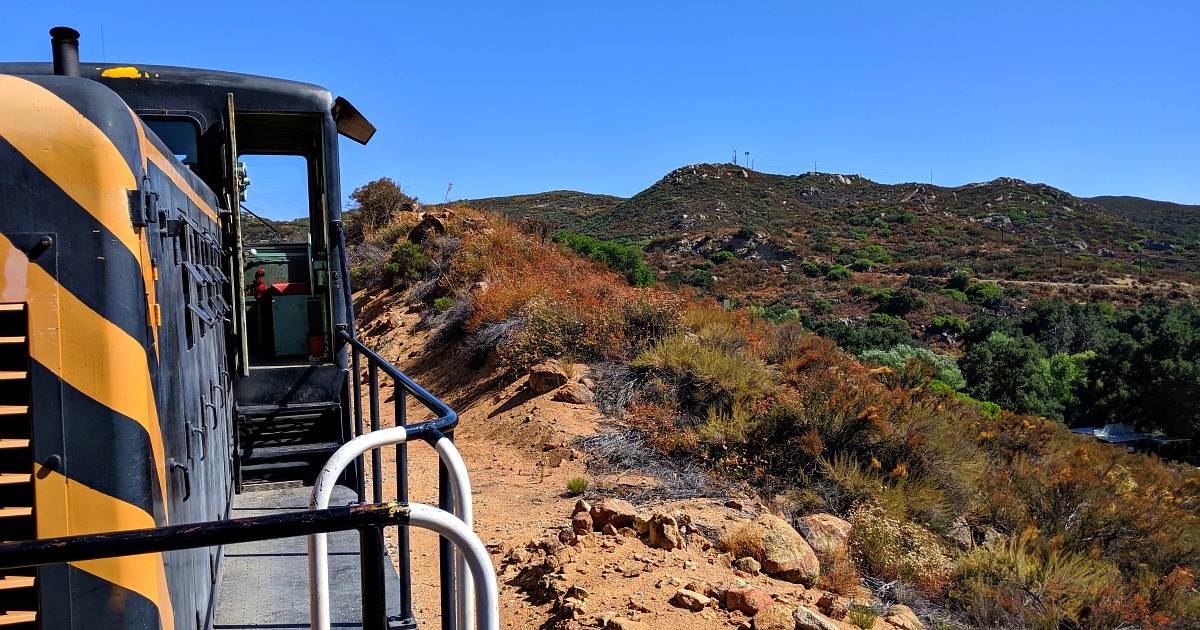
left=213, top=483, right=402, bottom=629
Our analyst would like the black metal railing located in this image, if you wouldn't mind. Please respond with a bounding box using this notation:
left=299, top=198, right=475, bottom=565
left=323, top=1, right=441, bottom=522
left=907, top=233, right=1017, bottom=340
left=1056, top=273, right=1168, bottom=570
left=335, top=221, right=462, bottom=630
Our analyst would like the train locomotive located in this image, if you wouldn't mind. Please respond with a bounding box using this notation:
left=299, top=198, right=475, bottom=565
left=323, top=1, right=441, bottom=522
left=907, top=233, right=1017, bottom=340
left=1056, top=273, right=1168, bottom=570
left=0, top=27, right=384, bottom=628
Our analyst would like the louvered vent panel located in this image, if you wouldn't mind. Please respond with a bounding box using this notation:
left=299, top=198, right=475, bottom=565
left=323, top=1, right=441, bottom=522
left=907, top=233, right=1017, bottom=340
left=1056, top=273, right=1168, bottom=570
left=0, top=304, right=36, bottom=629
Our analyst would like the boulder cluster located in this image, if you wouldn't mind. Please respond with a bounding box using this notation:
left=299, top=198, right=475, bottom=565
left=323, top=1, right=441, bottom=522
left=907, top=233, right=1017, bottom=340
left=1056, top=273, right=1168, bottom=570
left=496, top=497, right=927, bottom=630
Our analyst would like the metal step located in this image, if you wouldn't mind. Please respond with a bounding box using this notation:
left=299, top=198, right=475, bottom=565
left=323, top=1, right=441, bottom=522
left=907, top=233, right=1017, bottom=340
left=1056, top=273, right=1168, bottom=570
left=0, top=576, right=33, bottom=590
left=0, top=475, right=30, bottom=486
left=0, top=407, right=27, bottom=417
left=242, top=442, right=340, bottom=460
left=0, top=611, right=35, bottom=626
left=0, top=440, right=28, bottom=450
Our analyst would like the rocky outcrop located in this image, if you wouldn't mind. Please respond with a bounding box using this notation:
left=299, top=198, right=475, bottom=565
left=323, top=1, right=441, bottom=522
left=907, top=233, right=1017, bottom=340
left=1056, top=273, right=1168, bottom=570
left=754, top=604, right=799, bottom=630
left=886, top=604, right=925, bottom=630
left=724, top=586, right=773, bottom=616
left=528, top=359, right=569, bottom=393
left=793, top=605, right=841, bottom=630
left=670, top=588, right=710, bottom=611
left=724, top=513, right=820, bottom=583
left=552, top=379, right=594, bottom=404
left=648, top=513, right=685, bottom=551
left=589, top=498, right=639, bottom=531
left=406, top=213, right=445, bottom=244
left=794, top=513, right=852, bottom=557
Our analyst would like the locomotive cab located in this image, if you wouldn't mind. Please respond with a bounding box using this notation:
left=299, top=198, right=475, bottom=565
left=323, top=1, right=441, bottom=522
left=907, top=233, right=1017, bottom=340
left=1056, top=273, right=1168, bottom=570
left=0, top=60, right=379, bottom=486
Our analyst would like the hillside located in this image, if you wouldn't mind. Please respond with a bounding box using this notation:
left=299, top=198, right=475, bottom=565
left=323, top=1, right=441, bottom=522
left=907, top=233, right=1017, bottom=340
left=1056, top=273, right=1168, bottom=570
left=464, top=190, right=624, bottom=232
left=1088, top=195, right=1200, bottom=244
left=345, top=202, right=1200, bottom=629
left=459, top=164, right=1200, bottom=290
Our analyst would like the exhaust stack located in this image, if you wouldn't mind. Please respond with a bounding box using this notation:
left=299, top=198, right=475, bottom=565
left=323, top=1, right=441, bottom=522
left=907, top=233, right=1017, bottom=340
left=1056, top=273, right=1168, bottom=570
left=50, top=26, right=80, bottom=77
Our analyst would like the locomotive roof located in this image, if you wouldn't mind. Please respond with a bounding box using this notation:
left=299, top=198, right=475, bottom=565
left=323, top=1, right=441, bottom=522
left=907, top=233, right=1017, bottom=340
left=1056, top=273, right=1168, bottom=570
left=0, top=62, right=334, bottom=114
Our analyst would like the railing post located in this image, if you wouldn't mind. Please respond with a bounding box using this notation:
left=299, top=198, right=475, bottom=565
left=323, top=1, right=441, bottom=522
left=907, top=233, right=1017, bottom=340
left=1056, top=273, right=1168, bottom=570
left=395, top=388, right=416, bottom=627
left=438, top=434, right=457, bottom=630
left=359, top=526, right=388, bottom=630
left=352, top=347, right=366, bottom=503
left=369, top=363, right=382, bottom=504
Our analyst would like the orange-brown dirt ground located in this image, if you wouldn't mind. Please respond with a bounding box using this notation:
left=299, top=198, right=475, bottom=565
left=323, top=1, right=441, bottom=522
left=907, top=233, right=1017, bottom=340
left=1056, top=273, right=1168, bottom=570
left=355, top=291, right=914, bottom=630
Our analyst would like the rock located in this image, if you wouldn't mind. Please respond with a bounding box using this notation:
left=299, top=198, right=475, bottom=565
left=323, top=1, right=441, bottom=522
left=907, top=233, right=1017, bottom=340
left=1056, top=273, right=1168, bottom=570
left=633, top=514, right=650, bottom=535
left=564, top=585, right=590, bottom=601
left=948, top=517, right=973, bottom=550
left=558, top=527, right=575, bottom=544
left=793, top=605, right=841, bottom=630
left=725, top=587, right=774, bottom=616
left=724, top=513, right=820, bottom=583
left=605, top=617, right=648, bottom=630
left=886, top=604, right=924, bottom=630
left=670, top=588, right=711, bottom=611
left=602, top=524, right=619, bottom=537
left=573, top=499, right=591, bottom=516
left=815, top=593, right=845, bottom=620
left=754, top=604, right=799, bottom=630
left=648, top=513, right=685, bottom=551
left=528, top=359, right=569, bottom=393
left=571, top=508, right=590, bottom=538
left=794, top=514, right=852, bottom=557
left=406, top=214, right=445, bottom=244
left=725, top=499, right=746, bottom=510
left=733, top=556, right=761, bottom=574
left=684, top=581, right=718, bottom=599
left=553, top=381, right=594, bottom=404
left=591, top=498, right=639, bottom=531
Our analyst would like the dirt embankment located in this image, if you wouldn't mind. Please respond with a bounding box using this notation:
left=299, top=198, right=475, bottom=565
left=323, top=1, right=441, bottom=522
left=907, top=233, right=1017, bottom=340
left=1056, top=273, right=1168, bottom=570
left=357, top=293, right=923, bottom=630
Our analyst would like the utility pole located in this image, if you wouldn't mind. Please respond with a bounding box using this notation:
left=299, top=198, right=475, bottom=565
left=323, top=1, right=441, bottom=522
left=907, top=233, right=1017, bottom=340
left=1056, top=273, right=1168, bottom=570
left=813, top=160, right=817, bottom=173
left=744, top=151, right=750, bottom=169
left=930, top=171, right=934, bottom=185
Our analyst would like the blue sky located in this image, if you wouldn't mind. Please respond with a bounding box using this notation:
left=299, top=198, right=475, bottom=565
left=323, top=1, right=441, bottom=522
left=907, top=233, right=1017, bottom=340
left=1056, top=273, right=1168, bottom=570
left=3, top=2, right=1198, bottom=219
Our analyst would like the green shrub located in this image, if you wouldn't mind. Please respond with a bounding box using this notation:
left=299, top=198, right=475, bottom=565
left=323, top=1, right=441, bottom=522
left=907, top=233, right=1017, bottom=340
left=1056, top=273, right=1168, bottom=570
left=847, top=603, right=877, bottom=629
left=930, top=313, right=968, bottom=336
left=555, top=231, right=656, bottom=287
left=858, top=344, right=967, bottom=390
left=849, top=259, right=873, bottom=272
left=711, top=250, right=736, bottom=264
left=432, top=296, right=454, bottom=311
left=947, top=271, right=971, bottom=291
left=800, top=261, right=823, bottom=277
left=384, top=240, right=428, bottom=285
left=826, top=265, right=852, bottom=281
left=566, top=477, right=588, bottom=496
left=735, top=226, right=756, bottom=239
left=940, top=288, right=968, bottom=301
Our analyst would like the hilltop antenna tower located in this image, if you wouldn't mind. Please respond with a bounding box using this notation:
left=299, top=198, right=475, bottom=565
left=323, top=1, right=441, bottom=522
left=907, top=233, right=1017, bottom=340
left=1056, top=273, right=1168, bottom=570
left=732, top=149, right=737, bottom=165
left=444, top=182, right=453, bottom=204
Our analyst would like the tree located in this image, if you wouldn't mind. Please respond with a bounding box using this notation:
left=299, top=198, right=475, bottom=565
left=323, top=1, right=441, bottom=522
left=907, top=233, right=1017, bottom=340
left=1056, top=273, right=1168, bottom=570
left=960, top=331, right=1053, bottom=416
left=347, top=177, right=417, bottom=238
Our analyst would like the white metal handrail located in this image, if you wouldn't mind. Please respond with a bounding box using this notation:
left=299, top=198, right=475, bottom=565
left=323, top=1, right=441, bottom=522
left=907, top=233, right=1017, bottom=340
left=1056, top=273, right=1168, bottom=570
left=307, top=427, right=493, bottom=630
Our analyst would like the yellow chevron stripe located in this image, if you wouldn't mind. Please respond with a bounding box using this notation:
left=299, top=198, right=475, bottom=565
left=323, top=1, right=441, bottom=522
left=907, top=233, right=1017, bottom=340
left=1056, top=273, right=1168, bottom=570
left=35, top=466, right=175, bottom=630
left=0, top=233, right=167, bottom=504
left=0, top=75, right=140, bottom=256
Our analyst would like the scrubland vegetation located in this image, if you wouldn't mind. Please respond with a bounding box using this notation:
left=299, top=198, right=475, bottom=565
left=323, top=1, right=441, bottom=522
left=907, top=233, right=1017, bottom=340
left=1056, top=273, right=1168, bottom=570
left=345, top=179, right=1200, bottom=629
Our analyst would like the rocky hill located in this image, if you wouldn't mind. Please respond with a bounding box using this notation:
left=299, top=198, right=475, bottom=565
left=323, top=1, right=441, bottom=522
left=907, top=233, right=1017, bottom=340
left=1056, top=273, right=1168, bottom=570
left=454, top=164, right=1200, bottom=288
left=1088, top=195, right=1200, bottom=243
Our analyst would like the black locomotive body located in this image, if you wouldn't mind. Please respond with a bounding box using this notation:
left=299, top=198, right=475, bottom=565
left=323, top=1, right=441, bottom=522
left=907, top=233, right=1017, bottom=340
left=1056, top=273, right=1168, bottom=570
left=0, top=32, right=376, bottom=629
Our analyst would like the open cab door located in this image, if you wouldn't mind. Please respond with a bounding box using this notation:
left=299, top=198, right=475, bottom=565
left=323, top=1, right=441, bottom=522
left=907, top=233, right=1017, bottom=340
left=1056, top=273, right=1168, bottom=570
left=225, top=93, right=251, bottom=377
